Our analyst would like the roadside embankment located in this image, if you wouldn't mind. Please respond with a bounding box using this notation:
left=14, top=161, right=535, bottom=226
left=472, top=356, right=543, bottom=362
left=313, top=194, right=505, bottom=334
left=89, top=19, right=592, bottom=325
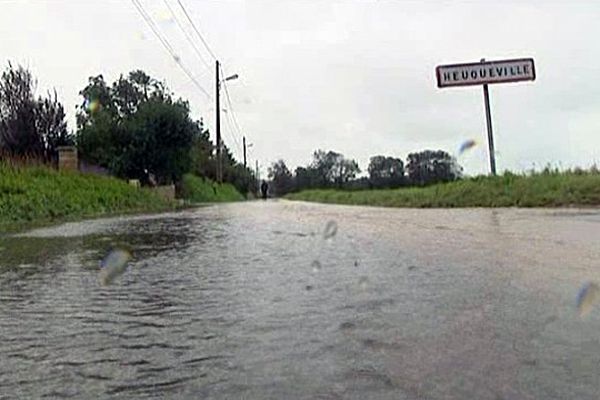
left=286, top=171, right=600, bottom=208
left=0, top=163, right=175, bottom=232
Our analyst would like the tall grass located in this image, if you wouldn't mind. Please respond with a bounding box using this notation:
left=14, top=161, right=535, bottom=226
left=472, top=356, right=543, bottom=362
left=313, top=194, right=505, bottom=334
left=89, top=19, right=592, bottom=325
left=286, top=169, right=600, bottom=208
left=0, top=162, right=175, bottom=231
left=179, top=173, right=244, bottom=203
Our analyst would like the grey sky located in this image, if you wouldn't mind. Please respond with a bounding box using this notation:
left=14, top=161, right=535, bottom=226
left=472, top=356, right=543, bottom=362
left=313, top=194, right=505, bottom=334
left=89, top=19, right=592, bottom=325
left=1, top=0, right=599, bottom=176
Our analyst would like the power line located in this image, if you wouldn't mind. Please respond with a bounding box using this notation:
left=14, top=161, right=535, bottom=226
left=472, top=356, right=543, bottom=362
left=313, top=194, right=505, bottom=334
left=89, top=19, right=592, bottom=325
left=176, top=0, right=218, bottom=60
left=222, top=110, right=243, bottom=156
left=219, top=74, right=244, bottom=157
left=219, top=65, right=242, bottom=128
left=131, top=0, right=212, bottom=99
left=220, top=73, right=245, bottom=145
left=162, top=0, right=211, bottom=70
left=221, top=87, right=242, bottom=146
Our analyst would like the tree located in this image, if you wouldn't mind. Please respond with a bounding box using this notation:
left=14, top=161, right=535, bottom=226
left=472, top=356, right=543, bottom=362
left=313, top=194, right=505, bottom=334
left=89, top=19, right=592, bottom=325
left=76, top=70, right=203, bottom=184
left=35, top=90, right=72, bottom=160
left=119, top=99, right=196, bottom=184
left=112, top=70, right=170, bottom=117
left=332, top=157, right=360, bottom=186
left=293, top=166, right=317, bottom=192
left=268, top=159, right=294, bottom=196
left=308, top=149, right=360, bottom=187
left=310, top=149, right=339, bottom=186
left=0, top=62, right=71, bottom=162
left=368, top=155, right=405, bottom=188
left=406, top=150, right=462, bottom=186
left=76, top=75, right=117, bottom=129
left=190, top=118, right=216, bottom=181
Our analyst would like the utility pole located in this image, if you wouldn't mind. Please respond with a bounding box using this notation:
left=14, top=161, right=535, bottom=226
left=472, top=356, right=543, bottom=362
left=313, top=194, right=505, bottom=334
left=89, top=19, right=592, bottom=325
left=243, top=136, right=247, bottom=168
left=215, top=60, right=222, bottom=183
left=256, top=160, right=259, bottom=190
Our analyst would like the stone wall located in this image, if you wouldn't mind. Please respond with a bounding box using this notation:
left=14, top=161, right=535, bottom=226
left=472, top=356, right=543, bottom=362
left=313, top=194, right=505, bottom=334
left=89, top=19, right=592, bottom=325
left=57, top=146, right=78, bottom=171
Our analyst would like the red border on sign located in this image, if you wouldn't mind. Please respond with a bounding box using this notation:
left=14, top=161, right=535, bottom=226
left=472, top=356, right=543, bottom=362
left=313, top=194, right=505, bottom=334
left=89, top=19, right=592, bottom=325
left=436, top=58, right=536, bottom=88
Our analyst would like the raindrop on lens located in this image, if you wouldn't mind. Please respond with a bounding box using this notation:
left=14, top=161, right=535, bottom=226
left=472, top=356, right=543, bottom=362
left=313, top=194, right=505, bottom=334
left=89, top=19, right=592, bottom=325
left=323, top=220, right=338, bottom=240
left=99, top=248, right=132, bottom=286
left=576, top=281, right=600, bottom=317
left=458, top=139, right=477, bottom=155
left=358, top=276, right=369, bottom=290
left=312, top=260, right=322, bottom=272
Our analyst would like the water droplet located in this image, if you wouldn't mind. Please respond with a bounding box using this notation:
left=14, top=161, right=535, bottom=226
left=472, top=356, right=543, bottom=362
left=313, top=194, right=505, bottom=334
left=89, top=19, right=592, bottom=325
left=99, top=248, right=132, bottom=286
left=358, top=276, right=369, bottom=290
left=311, top=260, right=322, bottom=272
left=458, top=138, right=477, bottom=155
left=577, top=281, right=600, bottom=317
left=339, top=321, right=356, bottom=331
left=86, top=99, right=101, bottom=114
left=305, top=285, right=313, bottom=291
left=323, top=220, right=338, bottom=240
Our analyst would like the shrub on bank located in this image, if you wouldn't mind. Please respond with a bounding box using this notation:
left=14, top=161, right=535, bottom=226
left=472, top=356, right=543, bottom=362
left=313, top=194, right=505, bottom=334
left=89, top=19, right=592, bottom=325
left=180, top=173, right=244, bottom=203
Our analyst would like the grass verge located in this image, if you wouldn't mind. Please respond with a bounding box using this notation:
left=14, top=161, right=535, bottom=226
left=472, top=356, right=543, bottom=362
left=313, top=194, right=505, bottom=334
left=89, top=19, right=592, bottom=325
left=180, top=173, right=244, bottom=203
left=0, top=163, right=176, bottom=232
left=286, top=171, right=600, bottom=208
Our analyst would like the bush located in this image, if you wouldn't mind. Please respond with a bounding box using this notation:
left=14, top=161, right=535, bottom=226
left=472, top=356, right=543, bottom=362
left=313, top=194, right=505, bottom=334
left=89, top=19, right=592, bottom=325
left=180, top=173, right=244, bottom=203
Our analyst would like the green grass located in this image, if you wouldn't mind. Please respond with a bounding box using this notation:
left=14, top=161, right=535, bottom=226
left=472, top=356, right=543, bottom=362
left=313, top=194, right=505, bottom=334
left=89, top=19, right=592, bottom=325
left=286, top=170, right=600, bottom=208
left=180, top=173, right=244, bottom=203
left=0, top=163, right=175, bottom=232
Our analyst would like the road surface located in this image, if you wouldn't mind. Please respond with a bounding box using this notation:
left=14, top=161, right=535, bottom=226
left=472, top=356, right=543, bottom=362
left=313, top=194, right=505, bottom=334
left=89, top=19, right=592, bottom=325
left=1, top=201, right=600, bottom=399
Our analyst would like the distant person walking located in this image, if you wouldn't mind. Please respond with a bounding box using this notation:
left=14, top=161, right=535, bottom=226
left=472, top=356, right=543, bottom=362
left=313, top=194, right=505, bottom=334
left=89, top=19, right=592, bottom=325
left=260, top=180, right=269, bottom=200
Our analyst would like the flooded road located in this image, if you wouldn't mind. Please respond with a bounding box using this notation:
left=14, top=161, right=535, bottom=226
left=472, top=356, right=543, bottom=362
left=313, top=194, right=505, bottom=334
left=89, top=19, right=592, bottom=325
left=1, top=201, right=600, bottom=399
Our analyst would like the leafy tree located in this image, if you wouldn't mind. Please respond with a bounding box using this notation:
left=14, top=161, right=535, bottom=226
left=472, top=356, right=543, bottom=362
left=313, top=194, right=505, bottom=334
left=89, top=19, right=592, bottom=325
left=268, top=159, right=294, bottom=196
left=76, top=75, right=117, bottom=128
left=332, top=157, right=360, bottom=186
left=35, top=90, right=72, bottom=158
left=118, top=99, right=196, bottom=184
left=190, top=118, right=216, bottom=181
left=308, top=149, right=360, bottom=187
left=112, top=70, right=169, bottom=117
left=406, top=150, right=462, bottom=186
left=368, top=155, right=405, bottom=188
left=310, top=149, right=338, bottom=186
left=293, top=166, right=317, bottom=192
left=0, top=62, right=71, bottom=162
left=76, top=70, right=207, bottom=184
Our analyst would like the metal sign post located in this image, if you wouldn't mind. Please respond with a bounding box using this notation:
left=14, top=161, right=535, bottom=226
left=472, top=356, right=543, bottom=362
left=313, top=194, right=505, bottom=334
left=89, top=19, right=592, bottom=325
left=436, top=58, right=536, bottom=175
left=482, top=82, right=496, bottom=175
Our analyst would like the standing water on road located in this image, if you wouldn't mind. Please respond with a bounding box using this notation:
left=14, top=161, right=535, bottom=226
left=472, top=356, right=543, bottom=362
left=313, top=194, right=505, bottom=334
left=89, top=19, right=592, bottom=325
left=2, top=201, right=600, bottom=399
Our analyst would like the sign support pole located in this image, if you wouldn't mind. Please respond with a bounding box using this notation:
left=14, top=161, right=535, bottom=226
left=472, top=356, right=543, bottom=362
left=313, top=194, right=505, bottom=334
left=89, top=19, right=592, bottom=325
left=482, top=83, right=496, bottom=175
left=480, top=58, right=496, bottom=176
left=436, top=57, right=535, bottom=177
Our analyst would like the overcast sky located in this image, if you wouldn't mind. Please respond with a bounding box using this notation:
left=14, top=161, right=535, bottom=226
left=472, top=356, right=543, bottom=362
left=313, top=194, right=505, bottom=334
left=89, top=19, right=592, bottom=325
left=1, top=0, right=599, bottom=176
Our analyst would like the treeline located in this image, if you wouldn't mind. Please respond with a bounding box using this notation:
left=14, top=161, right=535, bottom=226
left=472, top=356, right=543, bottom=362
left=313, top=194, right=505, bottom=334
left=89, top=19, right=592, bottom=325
left=0, top=63, right=255, bottom=195
left=268, top=149, right=463, bottom=196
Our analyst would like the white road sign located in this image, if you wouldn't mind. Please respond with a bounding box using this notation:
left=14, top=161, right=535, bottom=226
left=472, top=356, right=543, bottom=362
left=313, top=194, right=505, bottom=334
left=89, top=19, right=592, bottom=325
left=436, top=58, right=535, bottom=88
